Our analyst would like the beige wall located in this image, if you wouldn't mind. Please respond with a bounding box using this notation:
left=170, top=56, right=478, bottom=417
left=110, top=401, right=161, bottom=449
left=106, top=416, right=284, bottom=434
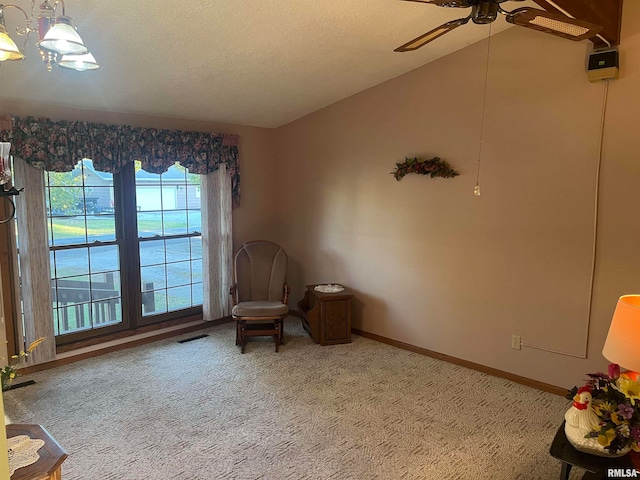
left=273, top=3, right=640, bottom=388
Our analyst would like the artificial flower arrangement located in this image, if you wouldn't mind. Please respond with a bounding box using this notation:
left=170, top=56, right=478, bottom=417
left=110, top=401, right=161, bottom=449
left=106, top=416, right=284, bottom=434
left=391, top=157, right=459, bottom=181
left=567, top=363, right=640, bottom=455
left=1, top=337, right=45, bottom=392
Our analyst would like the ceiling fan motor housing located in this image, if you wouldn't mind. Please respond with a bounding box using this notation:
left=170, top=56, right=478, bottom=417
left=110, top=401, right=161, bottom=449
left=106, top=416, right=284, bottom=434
left=471, top=2, right=500, bottom=25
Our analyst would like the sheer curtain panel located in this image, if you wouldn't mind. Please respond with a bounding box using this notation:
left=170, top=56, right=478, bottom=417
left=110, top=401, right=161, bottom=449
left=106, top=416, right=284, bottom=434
left=202, top=164, right=233, bottom=321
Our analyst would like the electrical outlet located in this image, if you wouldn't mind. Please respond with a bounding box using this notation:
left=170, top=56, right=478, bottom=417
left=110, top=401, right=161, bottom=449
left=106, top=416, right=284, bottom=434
left=511, top=335, right=521, bottom=350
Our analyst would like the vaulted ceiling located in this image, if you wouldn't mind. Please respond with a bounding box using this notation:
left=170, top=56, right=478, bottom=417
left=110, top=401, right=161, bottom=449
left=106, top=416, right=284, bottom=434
left=0, top=0, right=623, bottom=128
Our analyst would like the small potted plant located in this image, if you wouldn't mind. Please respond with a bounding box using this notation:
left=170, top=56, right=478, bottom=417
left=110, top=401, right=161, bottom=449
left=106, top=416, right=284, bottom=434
left=1, top=338, right=45, bottom=392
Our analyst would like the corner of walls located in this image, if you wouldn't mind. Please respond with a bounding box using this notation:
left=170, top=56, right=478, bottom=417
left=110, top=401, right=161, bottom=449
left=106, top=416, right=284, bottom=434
left=271, top=19, right=640, bottom=388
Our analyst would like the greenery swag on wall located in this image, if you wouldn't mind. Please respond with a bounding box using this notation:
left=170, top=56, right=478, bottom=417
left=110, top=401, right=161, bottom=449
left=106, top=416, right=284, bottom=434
left=391, top=157, right=459, bottom=181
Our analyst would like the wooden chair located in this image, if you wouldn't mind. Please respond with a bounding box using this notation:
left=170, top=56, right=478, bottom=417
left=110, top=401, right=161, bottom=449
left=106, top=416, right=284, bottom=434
left=229, top=241, right=290, bottom=353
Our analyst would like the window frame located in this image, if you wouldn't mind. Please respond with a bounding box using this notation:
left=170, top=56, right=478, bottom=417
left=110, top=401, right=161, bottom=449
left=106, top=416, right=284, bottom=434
left=50, top=161, right=203, bottom=347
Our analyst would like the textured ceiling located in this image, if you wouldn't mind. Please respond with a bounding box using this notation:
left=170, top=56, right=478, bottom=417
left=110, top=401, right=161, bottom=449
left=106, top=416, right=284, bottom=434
left=0, top=0, right=538, bottom=128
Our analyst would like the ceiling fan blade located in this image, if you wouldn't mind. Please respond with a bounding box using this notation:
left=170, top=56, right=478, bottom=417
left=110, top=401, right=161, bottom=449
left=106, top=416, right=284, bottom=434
left=395, top=18, right=469, bottom=52
left=400, top=0, right=475, bottom=6
left=505, top=7, right=603, bottom=41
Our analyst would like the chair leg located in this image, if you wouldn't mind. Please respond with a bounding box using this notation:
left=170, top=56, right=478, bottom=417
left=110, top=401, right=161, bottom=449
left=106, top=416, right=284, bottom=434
left=239, top=320, right=246, bottom=352
left=235, top=319, right=240, bottom=346
left=280, top=317, right=285, bottom=345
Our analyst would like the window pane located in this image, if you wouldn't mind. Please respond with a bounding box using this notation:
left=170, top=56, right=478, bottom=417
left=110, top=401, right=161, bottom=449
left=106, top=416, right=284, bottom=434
left=85, top=188, right=116, bottom=242
left=91, top=272, right=121, bottom=301
left=139, top=239, right=165, bottom=267
left=50, top=216, right=87, bottom=246
left=47, top=217, right=53, bottom=246
left=55, top=275, right=92, bottom=304
left=56, top=304, right=92, bottom=333
left=163, top=210, right=187, bottom=236
left=53, top=248, right=89, bottom=278
left=167, top=286, right=192, bottom=312
left=141, top=265, right=166, bottom=290
left=187, top=210, right=201, bottom=233
left=165, top=238, right=191, bottom=263
left=190, top=259, right=202, bottom=283
left=166, top=261, right=191, bottom=288
left=192, top=283, right=203, bottom=306
left=53, top=308, right=60, bottom=336
left=47, top=170, right=77, bottom=187
left=141, top=285, right=158, bottom=315
left=148, top=289, right=168, bottom=315
left=190, top=237, right=202, bottom=260
left=161, top=186, right=178, bottom=211
left=48, top=186, right=83, bottom=216
left=92, top=297, right=121, bottom=326
left=186, top=185, right=200, bottom=210
left=137, top=211, right=163, bottom=238
left=136, top=182, right=162, bottom=212
left=89, top=245, right=119, bottom=273
left=53, top=274, right=94, bottom=333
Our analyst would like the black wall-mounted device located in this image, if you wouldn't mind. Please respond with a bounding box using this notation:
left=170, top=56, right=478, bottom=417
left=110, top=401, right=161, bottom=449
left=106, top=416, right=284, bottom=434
left=587, top=49, right=619, bottom=83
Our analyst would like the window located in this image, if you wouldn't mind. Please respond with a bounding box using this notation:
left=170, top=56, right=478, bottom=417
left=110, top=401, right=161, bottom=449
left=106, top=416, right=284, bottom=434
left=135, top=161, right=203, bottom=316
left=45, top=159, right=203, bottom=344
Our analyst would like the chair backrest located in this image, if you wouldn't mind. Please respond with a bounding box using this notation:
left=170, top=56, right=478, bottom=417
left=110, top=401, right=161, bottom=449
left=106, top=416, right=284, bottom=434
left=234, top=241, right=287, bottom=302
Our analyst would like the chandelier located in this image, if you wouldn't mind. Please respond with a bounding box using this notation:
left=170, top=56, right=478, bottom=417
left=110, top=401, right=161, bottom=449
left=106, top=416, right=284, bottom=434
left=0, top=0, right=99, bottom=71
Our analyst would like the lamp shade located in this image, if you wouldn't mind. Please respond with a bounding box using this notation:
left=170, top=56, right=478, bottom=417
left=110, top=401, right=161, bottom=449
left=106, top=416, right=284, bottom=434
left=602, top=295, right=640, bottom=372
left=59, top=52, right=100, bottom=71
left=0, top=25, right=23, bottom=61
left=38, top=16, right=88, bottom=55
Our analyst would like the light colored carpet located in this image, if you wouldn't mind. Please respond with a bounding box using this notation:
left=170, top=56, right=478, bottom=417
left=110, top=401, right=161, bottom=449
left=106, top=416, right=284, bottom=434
left=4, top=319, right=581, bottom=479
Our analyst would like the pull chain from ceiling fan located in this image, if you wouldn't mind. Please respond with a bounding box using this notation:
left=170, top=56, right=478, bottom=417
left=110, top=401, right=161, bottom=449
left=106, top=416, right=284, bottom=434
left=474, top=22, right=493, bottom=197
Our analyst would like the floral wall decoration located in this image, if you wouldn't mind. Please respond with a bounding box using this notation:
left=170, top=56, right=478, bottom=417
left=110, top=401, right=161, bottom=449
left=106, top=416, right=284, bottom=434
left=391, top=156, right=459, bottom=181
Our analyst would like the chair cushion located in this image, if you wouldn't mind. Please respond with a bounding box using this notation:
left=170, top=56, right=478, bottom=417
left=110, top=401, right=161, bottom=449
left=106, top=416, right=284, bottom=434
left=232, top=301, right=288, bottom=317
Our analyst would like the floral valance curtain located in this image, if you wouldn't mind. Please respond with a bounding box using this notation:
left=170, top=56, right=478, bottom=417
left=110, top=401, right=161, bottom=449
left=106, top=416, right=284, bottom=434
left=0, top=115, right=241, bottom=207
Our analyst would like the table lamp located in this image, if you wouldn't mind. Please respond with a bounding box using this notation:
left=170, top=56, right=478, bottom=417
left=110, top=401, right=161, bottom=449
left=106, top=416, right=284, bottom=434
left=602, top=294, right=640, bottom=381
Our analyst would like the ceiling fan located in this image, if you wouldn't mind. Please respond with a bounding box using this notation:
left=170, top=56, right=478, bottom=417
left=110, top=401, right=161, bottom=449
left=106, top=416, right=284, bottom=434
left=395, top=0, right=603, bottom=52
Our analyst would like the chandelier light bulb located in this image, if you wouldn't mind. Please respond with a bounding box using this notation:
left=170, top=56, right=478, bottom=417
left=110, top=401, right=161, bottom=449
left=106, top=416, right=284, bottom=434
left=474, top=185, right=481, bottom=196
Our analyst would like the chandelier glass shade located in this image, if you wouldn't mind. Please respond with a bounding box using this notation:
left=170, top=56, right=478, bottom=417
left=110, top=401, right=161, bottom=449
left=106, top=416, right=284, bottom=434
left=0, top=0, right=99, bottom=71
left=0, top=22, right=23, bottom=61
left=59, top=51, right=98, bottom=71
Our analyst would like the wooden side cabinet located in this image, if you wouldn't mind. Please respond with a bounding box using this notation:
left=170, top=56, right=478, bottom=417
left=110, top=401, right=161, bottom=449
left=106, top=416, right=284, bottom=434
left=298, top=284, right=352, bottom=345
